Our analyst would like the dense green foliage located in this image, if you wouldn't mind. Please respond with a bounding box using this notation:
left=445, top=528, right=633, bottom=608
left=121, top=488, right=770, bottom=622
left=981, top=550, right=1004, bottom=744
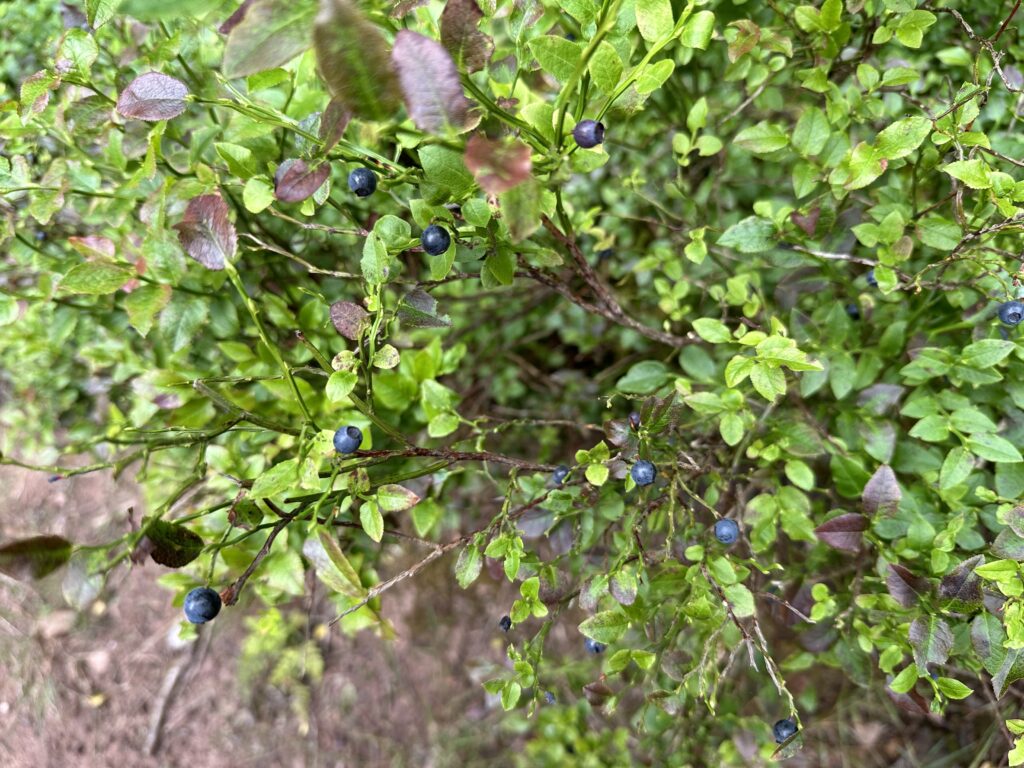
left=5, top=0, right=1024, bottom=763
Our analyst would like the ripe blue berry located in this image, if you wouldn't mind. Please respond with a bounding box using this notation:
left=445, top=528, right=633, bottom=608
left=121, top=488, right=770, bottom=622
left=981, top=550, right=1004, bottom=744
left=845, top=303, right=860, bottom=320
left=552, top=465, right=570, bottom=485
left=183, top=587, right=221, bottom=624
left=499, top=615, right=512, bottom=632
left=866, top=268, right=877, bottom=288
left=998, top=300, right=1024, bottom=326
left=347, top=167, right=377, bottom=197
left=421, top=225, right=451, bottom=256
left=628, top=411, right=641, bottom=430
left=573, top=119, right=605, bottom=149
left=773, top=718, right=798, bottom=744
left=584, top=637, right=606, bottom=654
left=631, top=460, right=656, bottom=487
left=714, top=519, right=740, bottom=545
left=333, top=425, right=363, bottom=454
left=544, top=691, right=556, bottom=705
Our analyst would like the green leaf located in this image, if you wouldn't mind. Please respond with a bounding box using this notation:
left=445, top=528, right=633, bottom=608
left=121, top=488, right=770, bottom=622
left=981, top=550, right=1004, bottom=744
left=939, top=447, right=973, bottom=490
left=242, top=176, right=275, bottom=213
left=966, top=433, right=1023, bottom=463
left=942, top=159, right=992, bottom=190
left=251, top=458, right=301, bottom=499
left=680, top=10, right=715, bottom=49
left=314, top=0, right=400, bottom=121
left=528, top=36, right=582, bottom=82
left=0, top=535, right=73, bottom=581
left=325, top=370, right=358, bottom=402
left=734, top=122, right=789, bottom=154
left=359, top=500, right=384, bottom=542
left=579, top=609, right=629, bottom=643
left=420, top=145, right=475, bottom=200
left=717, top=216, right=776, bottom=253
left=617, top=360, right=670, bottom=393
left=635, top=0, right=674, bottom=43
left=889, top=664, right=918, bottom=693
left=722, top=583, right=755, bottom=617
left=875, top=116, right=931, bottom=160
left=935, top=677, right=973, bottom=700
left=124, top=283, right=171, bottom=337
left=792, top=107, right=829, bottom=157
left=411, top=498, right=443, bottom=537
left=961, top=339, right=1015, bottom=369
left=455, top=543, right=482, bottom=587
left=499, top=179, right=541, bottom=242
left=61, top=262, right=132, bottom=294
left=585, top=462, right=609, bottom=486
left=588, top=41, right=622, bottom=93
left=692, top=318, right=732, bottom=343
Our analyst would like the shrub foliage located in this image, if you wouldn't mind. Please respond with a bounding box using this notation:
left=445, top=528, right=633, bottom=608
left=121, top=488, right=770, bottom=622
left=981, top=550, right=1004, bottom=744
left=4, top=0, right=1024, bottom=762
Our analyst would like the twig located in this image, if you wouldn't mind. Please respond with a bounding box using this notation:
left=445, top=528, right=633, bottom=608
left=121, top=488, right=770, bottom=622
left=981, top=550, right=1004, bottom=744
left=144, top=629, right=209, bottom=755
left=356, top=446, right=555, bottom=472
left=221, top=516, right=291, bottom=605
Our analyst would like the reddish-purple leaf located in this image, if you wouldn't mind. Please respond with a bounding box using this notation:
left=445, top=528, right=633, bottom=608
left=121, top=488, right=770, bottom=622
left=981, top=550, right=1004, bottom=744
left=464, top=134, right=532, bottom=195
left=886, top=686, right=930, bottom=716
left=813, top=513, right=868, bottom=553
left=886, top=564, right=931, bottom=608
left=790, top=207, right=819, bottom=236
left=330, top=300, right=369, bottom=340
left=314, top=0, right=400, bottom=122
left=909, top=615, right=953, bottom=669
left=390, top=0, right=429, bottom=17
left=391, top=30, right=475, bottom=133
left=173, top=194, right=237, bottom=270
left=221, top=0, right=316, bottom=79
left=116, top=72, right=189, bottom=121
left=274, top=159, right=331, bottom=203
left=440, top=0, right=493, bottom=74
left=319, top=100, right=351, bottom=153
left=140, top=519, right=204, bottom=568
left=862, top=464, right=900, bottom=517
left=219, top=0, right=255, bottom=33
left=582, top=679, right=613, bottom=706
left=938, top=554, right=984, bottom=610
left=0, top=535, right=73, bottom=581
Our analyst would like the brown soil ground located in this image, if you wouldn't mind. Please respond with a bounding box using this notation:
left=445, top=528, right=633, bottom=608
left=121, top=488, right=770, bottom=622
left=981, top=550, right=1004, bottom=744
left=0, top=460, right=523, bottom=768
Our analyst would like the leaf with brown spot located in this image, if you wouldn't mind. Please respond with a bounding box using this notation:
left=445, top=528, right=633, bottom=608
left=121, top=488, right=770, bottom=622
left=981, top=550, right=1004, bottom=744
left=938, top=554, right=984, bottom=611
left=314, top=0, right=400, bottom=122
left=1007, top=506, right=1024, bottom=538
left=116, top=72, right=189, bottom=121
left=274, top=158, right=331, bottom=203
left=391, top=30, right=475, bottom=133
left=68, top=235, right=116, bottom=259
left=440, top=0, right=493, bottom=73
left=0, top=535, right=73, bottom=581
left=173, top=194, right=237, bottom=270
left=862, top=464, right=900, bottom=517
left=464, top=135, right=532, bottom=195
left=886, top=564, right=931, bottom=608
left=330, top=300, right=369, bottom=340
left=814, top=513, right=868, bottom=553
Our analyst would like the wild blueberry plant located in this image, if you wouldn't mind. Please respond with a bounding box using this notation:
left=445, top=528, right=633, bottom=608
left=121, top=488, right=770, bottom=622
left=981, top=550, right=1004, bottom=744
left=4, top=0, right=1024, bottom=763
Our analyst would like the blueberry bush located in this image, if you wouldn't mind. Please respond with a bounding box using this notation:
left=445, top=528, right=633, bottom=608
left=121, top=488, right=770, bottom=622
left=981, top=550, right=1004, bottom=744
left=5, top=0, right=1024, bottom=763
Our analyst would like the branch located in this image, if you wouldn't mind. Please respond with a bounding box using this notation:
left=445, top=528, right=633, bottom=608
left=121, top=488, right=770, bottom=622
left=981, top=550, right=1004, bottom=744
left=356, top=446, right=554, bottom=472
left=220, top=515, right=291, bottom=605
